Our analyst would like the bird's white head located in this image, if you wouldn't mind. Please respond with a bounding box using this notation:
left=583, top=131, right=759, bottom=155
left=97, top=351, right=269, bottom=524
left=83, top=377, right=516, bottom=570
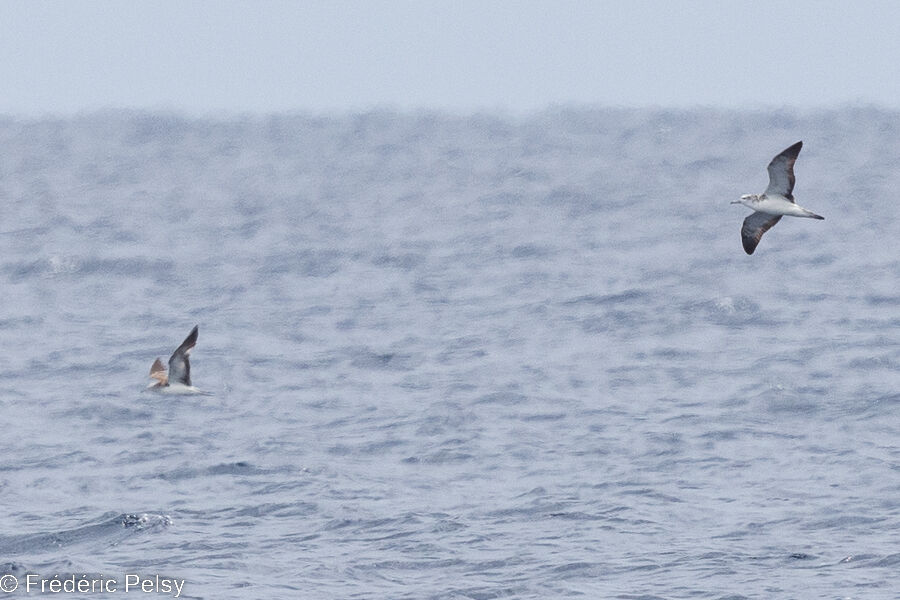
left=732, top=194, right=758, bottom=208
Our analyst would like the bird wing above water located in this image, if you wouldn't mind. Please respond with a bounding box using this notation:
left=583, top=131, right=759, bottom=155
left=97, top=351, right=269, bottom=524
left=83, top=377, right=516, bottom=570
left=167, top=325, right=198, bottom=386
left=764, top=141, right=802, bottom=200
left=741, top=212, right=783, bottom=255
left=149, top=357, right=168, bottom=385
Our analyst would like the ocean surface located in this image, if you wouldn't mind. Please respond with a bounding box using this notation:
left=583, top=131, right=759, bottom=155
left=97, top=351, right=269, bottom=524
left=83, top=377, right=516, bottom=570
left=0, top=107, right=898, bottom=599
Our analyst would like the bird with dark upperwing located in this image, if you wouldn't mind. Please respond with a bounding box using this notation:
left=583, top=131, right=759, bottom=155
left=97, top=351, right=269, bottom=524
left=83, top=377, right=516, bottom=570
left=731, top=141, right=824, bottom=255
left=146, top=325, right=210, bottom=395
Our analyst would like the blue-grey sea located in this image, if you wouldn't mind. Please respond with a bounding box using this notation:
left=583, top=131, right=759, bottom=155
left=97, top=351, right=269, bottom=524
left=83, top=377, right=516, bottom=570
left=0, top=108, right=898, bottom=599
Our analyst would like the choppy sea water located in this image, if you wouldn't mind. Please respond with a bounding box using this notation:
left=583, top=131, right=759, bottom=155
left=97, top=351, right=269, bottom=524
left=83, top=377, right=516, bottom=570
left=0, top=108, right=898, bottom=599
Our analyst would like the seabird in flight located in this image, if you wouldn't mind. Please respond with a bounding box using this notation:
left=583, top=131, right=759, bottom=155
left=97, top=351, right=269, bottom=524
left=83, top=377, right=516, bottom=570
left=146, top=325, right=209, bottom=394
left=732, top=141, right=824, bottom=255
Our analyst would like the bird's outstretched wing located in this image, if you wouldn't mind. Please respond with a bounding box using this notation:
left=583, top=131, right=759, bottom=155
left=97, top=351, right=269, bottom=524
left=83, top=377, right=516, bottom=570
left=741, top=212, right=783, bottom=255
left=149, top=357, right=168, bottom=385
left=167, top=325, right=198, bottom=386
left=764, top=141, right=802, bottom=200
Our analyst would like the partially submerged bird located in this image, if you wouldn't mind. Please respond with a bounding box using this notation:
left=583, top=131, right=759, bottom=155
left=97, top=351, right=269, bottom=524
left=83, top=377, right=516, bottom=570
left=146, top=325, right=209, bottom=394
left=732, top=141, right=824, bottom=254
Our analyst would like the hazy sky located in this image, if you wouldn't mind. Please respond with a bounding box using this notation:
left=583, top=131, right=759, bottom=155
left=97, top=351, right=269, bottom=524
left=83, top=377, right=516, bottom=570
left=3, top=0, right=900, bottom=115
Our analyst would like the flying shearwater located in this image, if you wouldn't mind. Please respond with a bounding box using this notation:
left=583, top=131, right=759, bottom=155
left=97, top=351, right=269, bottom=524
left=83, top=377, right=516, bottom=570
left=146, top=325, right=209, bottom=394
left=732, top=141, right=824, bottom=254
